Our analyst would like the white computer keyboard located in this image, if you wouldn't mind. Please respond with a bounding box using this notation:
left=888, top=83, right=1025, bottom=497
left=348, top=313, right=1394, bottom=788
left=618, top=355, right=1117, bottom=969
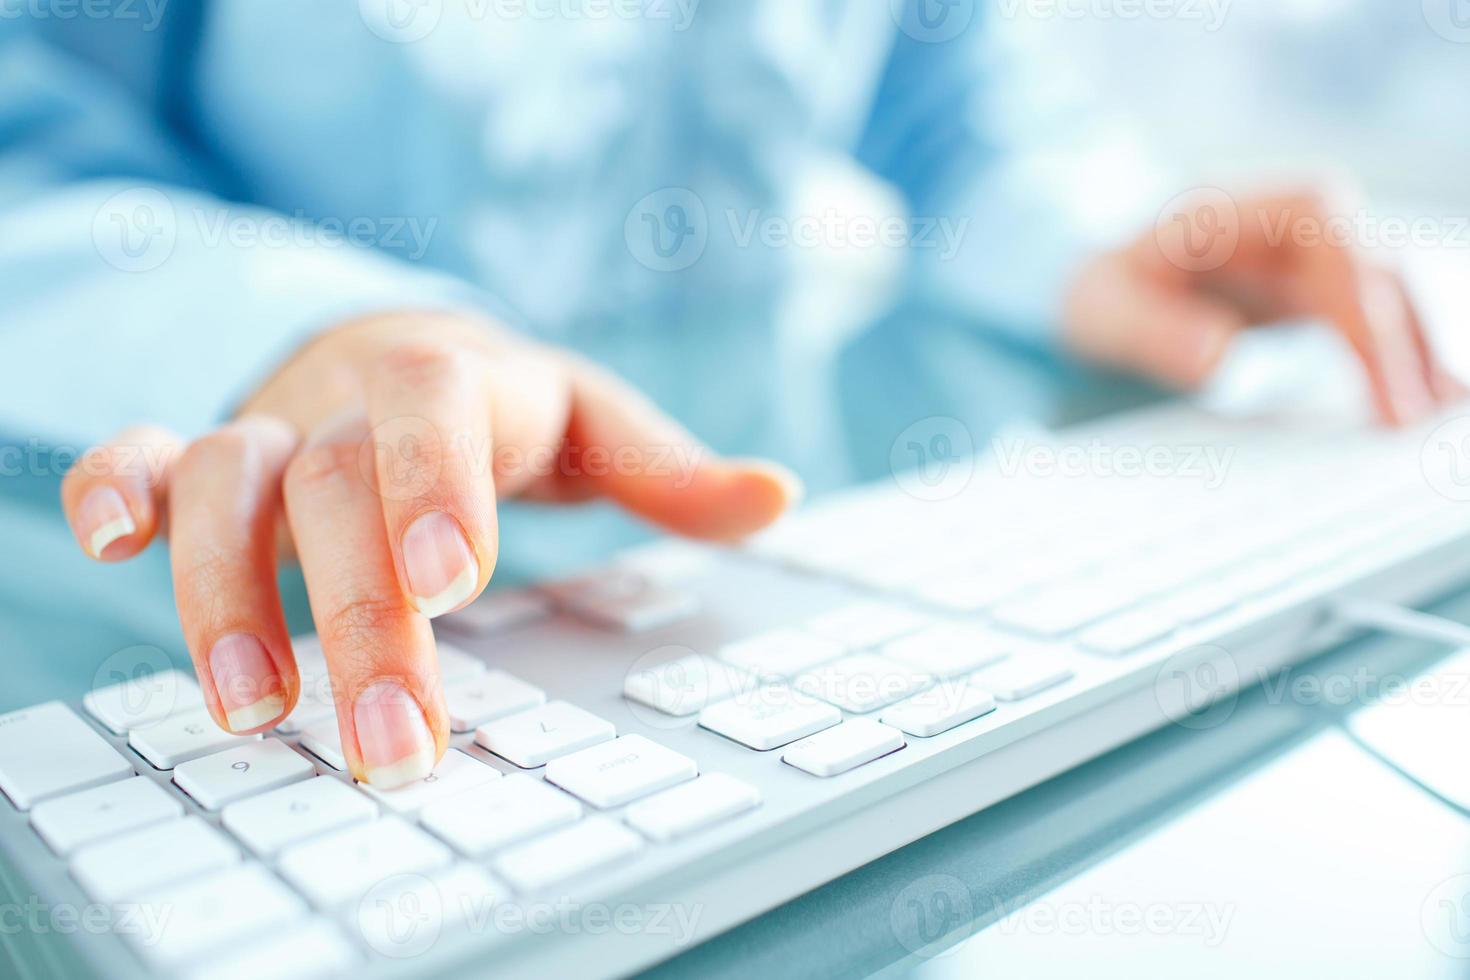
left=3, top=404, right=1470, bottom=980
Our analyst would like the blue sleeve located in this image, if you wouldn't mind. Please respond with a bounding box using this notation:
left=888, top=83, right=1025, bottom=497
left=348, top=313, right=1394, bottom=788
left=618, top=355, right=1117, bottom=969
left=856, top=9, right=1104, bottom=350
left=0, top=16, right=505, bottom=447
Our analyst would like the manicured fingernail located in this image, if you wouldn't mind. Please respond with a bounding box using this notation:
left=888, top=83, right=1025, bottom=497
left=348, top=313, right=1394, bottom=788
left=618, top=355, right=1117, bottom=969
left=78, top=486, right=136, bottom=558
left=353, top=680, right=435, bottom=789
left=401, top=512, right=478, bottom=618
left=208, top=634, right=287, bottom=732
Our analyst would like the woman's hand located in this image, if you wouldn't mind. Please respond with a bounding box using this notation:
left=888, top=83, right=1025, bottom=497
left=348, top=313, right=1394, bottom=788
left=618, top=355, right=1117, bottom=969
left=1063, top=189, right=1462, bottom=424
left=60, top=311, right=800, bottom=787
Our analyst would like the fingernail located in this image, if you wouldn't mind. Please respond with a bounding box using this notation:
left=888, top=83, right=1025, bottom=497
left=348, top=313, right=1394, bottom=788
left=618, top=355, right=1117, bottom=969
left=78, top=486, right=136, bottom=558
left=208, top=634, right=287, bottom=732
left=401, top=512, right=478, bottom=618
left=353, top=680, right=436, bottom=789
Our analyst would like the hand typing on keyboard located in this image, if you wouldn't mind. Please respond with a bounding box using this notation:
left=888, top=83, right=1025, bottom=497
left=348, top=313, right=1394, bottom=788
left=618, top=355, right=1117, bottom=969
left=56, top=312, right=800, bottom=787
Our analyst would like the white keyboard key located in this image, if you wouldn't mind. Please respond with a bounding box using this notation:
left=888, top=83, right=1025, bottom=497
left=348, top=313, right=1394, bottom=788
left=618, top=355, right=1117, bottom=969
left=174, top=739, right=315, bottom=809
left=545, top=734, right=697, bottom=808
left=717, top=629, right=845, bottom=680
left=434, top=640, right=489, bottom=683
left=441, top=588, right=551, bottom=636
left=421, top=774, right=581, bottom=856
left=131, top=864, right=306, bottom=967
left=990, top=579, right=1132, bottom=637
left=475, top=701, right=615, bottom=768
left=880, top=681, right=997, bottom=738
left=299, top=717, right=346, bottom=771
left=805, top=602, right=930, bottom=647
left=909, top=568, right=1028, bottom=613
left=0, top=702, right=133, bottom=810
left=83, top=669, right=202, bottom=734
left=352, top=864, right=507, bottom=957
left=71, top=816, right=238, bottom=902
left=445, top=671, right=546, bottom=732
left=278, top=817, right=451, bottom=908
left=624, top=773, right=761, bottom=842
left=794, top=653, right=933, bottom=714
left=273, top=701, right=334, bottom=736
left=880, top=624, right=1010, bottom=678
left=698, top=685, right=841, bottom=751
left=1153, top=581, right=1239, bottom=624
left=184, top=921, right=356, bottom=980
left=31, top=776, right=181, bottom=855
left=1078, top=609, right=1178, bottom=656
left=622, top=655, right=755, bottom=717
left=781, top=718, right=905, bottom=777
left=221, top=776, right=377, bottom=857
left=970, top=655, right=1075, bottom=702
left=357, top=749, right=501, bottom=814
left=128, top=707, right=258, bottom=770
left=566, top=583, right=700, bottom=633
left=492, top=815, right=643, bottom=891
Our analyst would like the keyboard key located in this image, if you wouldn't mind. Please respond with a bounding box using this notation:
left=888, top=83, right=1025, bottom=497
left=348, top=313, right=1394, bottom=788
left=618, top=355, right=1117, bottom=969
left=880, top=681, right=997, bottom=738
left=130, top=864, right=306, bottom=967
left=990, top=578, right=1133, bottom=636
left=698, top=685, right=841, bottom=750
left=544, top=734, right=697, bottom=808
left=128, top=707, right=257, bottom=770
left=492, top=815, right=643, bottom=891
left=624, top=773, right=761, bottom=842
left=351, top=864, right=507, bottom=957
left=71, top=816, right=238, bottom=902
left=445, top=671, right=546, bottom=732
left=278, top=817, right=451, bottom=908
left=221, top=776, right=377, bottom=857
left=546, top=569, right=700, bottom=632
left=781, top=718, right=905, bottom=777
left=434, top=640, right=489, bottom=683
left=717, top=629, right=845, bottom=679
left=1078, top=610, right=1178, bottom=656
left=174, top=739, right=315, bottom=809
left=969, top=655, right=1075, bottom=702
left=357, top=749, right=501, bottom=814
left=299, top=717, right=346, bottom=771
left=879, top=624, right=1010, bottom=678
left=0, top=702, right=133, bottom=810
left=441, top=589, right=551, bottom=636
left=30, top=776, right=181, bottom=856
left=909, top=568, right=1026, bottom=613
left=622, top=655, right=755, bottom=717
left=184, top=921, right=356, bottom=980
left=83, top=669, right=202, bottom=734
left=794, top=653, right=933, bottom=713
left=421, top=774, right=581, bottom=856
left=805, top=602, right=930, bottom=647
left=474, top=701, right=615, bottom=768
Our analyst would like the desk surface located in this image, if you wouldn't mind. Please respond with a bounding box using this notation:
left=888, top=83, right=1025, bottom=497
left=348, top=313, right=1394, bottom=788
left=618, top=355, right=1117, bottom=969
left=1, top=488, right=1467, bottom=980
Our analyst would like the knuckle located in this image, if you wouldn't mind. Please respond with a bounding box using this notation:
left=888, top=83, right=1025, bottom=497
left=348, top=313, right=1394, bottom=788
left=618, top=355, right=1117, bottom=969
left=322, top=595, right=413, bottom=660
left=377, top=340, right=462, bottom=389
left=176, top=427, right=251, bottom=484
left=284, top=440, right=362, bottom=494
